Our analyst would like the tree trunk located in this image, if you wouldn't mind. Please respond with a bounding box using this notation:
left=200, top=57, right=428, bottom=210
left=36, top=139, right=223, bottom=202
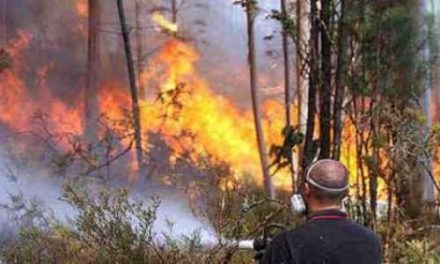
left=117, top=0, right=144, bottom=175
left=296, top=0, right=309, bottom=136
left=281, top=0, right=291, bottom=128
left=302, top=0, right=319, bottom=169
left=332, top=0, right=349, bottom=159
left=245, top=0, right=275, bottom=198
left=295, top=0, right=309, bottom=189
left=280, top=0, right=295, bottom=191
left=135, top=0, right=145, bottom=97
left=420, top=0, right=435, bottom=203
left=171, top=0, right=178, bottom=38
left=318, top=0, right=332, bottom=159
left=369, top=19, right=382, bottom=221
left=85, top=0, right=101, bottom=142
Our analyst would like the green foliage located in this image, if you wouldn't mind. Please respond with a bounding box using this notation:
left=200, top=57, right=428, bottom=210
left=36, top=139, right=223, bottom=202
left=396, top=239, right=440, bottom=264
left=61, top=185, right=159, bottom=263
left=352, top=2, right=437, bottom=102
left=0, top=184, right=161, bottom=263
left=270, top=9, right=295, bottom=34
left=375, top=216, right=440, bottom=264
left=269, top=126, right=304, bottom=175
left=0, top=181, right=261, bottom=263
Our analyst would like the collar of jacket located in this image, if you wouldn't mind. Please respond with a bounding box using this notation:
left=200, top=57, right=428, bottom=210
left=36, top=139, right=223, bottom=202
left=307, top=209, right=348, bottom=222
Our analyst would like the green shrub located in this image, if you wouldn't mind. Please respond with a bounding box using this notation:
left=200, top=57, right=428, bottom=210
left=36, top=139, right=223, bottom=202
left=396, top=239, right=440, bottom=264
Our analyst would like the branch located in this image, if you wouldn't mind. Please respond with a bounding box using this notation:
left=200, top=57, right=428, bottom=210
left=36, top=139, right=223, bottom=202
left=81, top=140, right=134, bottom=176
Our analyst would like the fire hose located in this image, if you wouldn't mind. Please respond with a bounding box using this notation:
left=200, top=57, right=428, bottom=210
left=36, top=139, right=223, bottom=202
left=228, top=223, right=287, bottom=263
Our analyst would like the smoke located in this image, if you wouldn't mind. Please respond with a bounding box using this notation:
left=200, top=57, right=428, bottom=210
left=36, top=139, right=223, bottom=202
left=1, top=0, right=287, bottom=107
left=181, top=0, right=287, bottom=105
left=150, top=191, right=218, bottom=244
left=0, top=146, right=218, bottom=245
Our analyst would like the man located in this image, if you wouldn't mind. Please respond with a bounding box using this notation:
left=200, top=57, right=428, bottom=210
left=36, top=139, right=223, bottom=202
left=262, top=159, right=382, bottom=264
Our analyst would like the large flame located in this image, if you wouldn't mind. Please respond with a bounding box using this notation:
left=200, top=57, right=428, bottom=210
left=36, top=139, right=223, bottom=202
left=103, top=39, right=290, bottom=188
left=0, top=31, right=82, bottom=136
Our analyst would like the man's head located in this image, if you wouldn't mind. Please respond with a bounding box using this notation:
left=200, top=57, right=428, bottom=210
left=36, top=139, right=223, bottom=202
left=302, top=159, right=349, bottom=211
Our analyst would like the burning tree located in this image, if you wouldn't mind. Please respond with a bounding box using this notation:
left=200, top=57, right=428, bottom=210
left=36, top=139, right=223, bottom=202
left=84, top=0, right=102, bottom=142
left=117, top=0, right=145, bottom=175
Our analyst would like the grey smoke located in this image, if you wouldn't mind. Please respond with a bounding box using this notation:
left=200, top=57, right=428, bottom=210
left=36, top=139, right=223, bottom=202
left=0, top=148, right=217, bottom=245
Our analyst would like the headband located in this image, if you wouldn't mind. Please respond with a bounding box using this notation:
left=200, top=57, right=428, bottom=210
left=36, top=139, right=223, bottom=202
left=305, top=159, right=349, bottom=193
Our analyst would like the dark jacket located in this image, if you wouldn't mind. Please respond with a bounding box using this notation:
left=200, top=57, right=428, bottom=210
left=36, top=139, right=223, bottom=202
left=262, top=210, right=382, bottom=264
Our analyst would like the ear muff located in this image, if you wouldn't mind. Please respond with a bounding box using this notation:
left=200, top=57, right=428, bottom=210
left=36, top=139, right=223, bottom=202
left=290, top=193, right=306, bottom=215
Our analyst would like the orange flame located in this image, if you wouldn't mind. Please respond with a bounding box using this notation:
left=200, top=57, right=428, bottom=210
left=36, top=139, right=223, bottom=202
left=152, top=13, right=178, bottom=33
left=104, top=39, right=289, bottom=188
left=0, top=31, right=83, bottom=137
left=76, top=0, right=87, bottom=18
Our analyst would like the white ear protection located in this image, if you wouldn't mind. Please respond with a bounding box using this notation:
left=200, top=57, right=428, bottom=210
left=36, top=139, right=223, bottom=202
left=290, top=159, right=349, bottom=215
left=290, top=193, right=307, bottom=215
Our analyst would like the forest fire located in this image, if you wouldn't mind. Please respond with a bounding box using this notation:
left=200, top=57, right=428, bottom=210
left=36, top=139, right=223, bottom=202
left=0, top=1, right=438, bottom=262
left=0, top=19, right=291, bottom=188
left=0, top=12, right=375, bottom=193
left=0, top=0, right=421, bottom=200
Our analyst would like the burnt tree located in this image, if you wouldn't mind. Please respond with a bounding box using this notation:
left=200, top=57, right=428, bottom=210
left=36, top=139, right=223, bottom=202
left=135, top=0, right=145, bottom=96
left=117, top=0, right=144, bottom=174
left=281, top=0, right=292, bottom=128
left=85, top=0, right=101, bottom=142
left=318, top=0, right=332, bottom=159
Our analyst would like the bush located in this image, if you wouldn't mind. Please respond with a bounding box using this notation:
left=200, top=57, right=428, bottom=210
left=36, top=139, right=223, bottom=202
left=395, top=239, right=440, bottom=264
left=0, top=184, right=161, bottom=263
left=0, top=183, right=257, bottom=263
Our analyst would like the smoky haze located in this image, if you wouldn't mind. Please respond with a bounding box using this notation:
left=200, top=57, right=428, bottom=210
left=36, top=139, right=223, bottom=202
left=0, top=143, right=218, bottom=244
left=1, top=0, right=288, bottom=108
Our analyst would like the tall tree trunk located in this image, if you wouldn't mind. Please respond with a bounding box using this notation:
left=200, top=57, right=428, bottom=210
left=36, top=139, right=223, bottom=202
left=332, top=0, right=349, bottom=159
left=420, top=0, right=435, bottom=203
left=318, top=0, right=332, bottom=159
left=369, top=22, right=382, bottom=221
left=85, top=0, right=101, bottom=142
left=370, top=96, right=380, bottom=221
left=302, top=0, right=319, bottom=169
left=280, top=0, right=294, bottom=191
left=117, top=0, right=144, bottom=175
left=296, top=0, right=309, bottom=136
left=135, top=0, right=145, bottom=97
left=281, top=0, right=292, bottom=128
left=295, top=0, right=309, bottom=188
left=245, top=0, right=275, bottom=198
